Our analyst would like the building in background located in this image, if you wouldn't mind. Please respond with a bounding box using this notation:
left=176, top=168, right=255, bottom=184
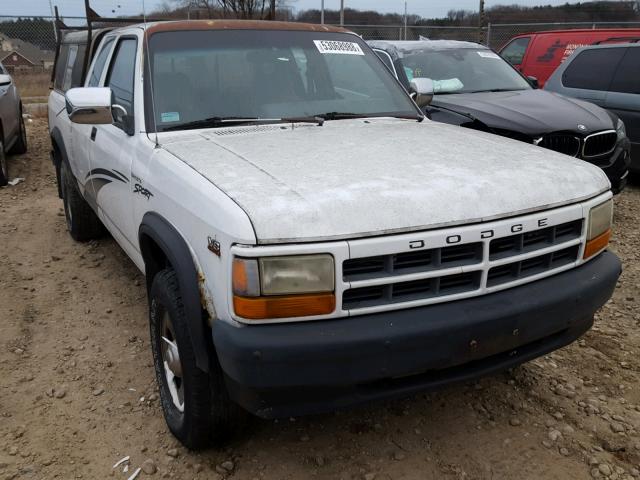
left=0, top=33, right=54, bottom=72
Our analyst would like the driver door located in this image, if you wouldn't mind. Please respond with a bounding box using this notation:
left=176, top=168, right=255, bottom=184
left=87, top=36, right=139, bottom=251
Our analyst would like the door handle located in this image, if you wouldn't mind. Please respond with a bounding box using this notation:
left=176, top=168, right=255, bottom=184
left=90, top=127, right=97, bottom=141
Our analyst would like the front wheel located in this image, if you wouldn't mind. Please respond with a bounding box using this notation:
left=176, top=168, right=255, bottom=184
left=149, top=268, right=240, bottom=449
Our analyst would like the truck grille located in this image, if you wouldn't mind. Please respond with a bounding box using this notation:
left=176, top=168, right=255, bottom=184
left=343, top=243, right=482, bottom=281
left=538, top=134, right=581, bottom=157
left=583, top=131, right=617, bottom=158
left=343, top=272, right=481, bottom=309
left=342, top=219, right=583, bottom=311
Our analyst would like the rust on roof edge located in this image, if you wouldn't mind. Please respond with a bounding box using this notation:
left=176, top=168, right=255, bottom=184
left=144, top=19, right=351, bottom=36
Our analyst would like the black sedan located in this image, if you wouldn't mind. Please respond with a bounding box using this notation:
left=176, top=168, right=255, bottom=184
left=368, top=40, right=631, bottom=192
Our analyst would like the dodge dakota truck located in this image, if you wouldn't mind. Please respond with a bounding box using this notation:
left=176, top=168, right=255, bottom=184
left=48, top=19, right=621, bottom=449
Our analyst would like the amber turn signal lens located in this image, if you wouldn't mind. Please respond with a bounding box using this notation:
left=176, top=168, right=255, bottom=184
left=233, top=293, right=336, bottom=320
left=583, top=229, right=611, bottom=259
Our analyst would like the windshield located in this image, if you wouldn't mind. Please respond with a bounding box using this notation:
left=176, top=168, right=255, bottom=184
left=398, top=48, right=531, bottom=94
left=147, top=30, right=419, bottom=131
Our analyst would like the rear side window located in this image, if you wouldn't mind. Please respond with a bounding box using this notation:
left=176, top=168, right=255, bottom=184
left=88, top=38, right=114, bottom=87
left=610, top=48, right=640, bottom=94
left=106, top=38, right=137, bottom=119
left=62, top=45, right=78, bottom=91
left=562, top=48, right=626, bottom=91
left=71, top=44, right=87, bottom=88
left=501, top=37, right=530, bottom=65
left=54, top=45, right=69, bottom=91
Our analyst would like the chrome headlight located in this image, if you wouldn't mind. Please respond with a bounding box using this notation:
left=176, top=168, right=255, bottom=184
left=232, top=254, right=335, bottom=320
left=616, top=118, right=626, bottom=140
left=584, top=199, right=613, bottom=259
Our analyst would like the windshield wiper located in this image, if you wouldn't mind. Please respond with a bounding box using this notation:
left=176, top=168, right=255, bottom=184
left=314, top=112, right=367, bottom=120
left=162, top=117, right=272, bottom=131
left=281, top=115, right=326, bottom=126
left=162, top=115, right=328, bottom=131
left=467, top=88, right=525, bottom=93
left=312, top=111, right=423, bottom=121
left=162, top=111, right=422, bottom=132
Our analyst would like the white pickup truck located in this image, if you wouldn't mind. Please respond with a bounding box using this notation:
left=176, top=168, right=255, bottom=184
left=48, top=20, right=621, bottom=449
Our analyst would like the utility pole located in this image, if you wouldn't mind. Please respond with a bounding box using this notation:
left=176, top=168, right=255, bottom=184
left=340, top=0, right=345, bottom=26
left=478, top=0, right=486, bottom=44
left=320, top=0, right=325, bottom=24
left=403, top=1, right=408, bottom=40
left=48, top=0, right=57, bottom=41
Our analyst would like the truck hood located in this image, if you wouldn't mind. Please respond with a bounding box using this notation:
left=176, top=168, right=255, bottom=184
left=161, top=118, right=609, bottom=244
left=432, top=89, right=615, bottom=137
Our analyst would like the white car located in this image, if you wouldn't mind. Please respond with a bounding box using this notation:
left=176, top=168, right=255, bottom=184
left=0, top=62, right=27, bottom=186
left=49, top=20, right=621, bottom=449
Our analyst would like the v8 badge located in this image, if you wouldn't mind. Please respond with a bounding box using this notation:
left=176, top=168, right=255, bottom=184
left=207, top=237, right=221, bottom=257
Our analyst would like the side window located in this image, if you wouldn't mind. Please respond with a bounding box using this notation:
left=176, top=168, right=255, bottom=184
left=562, top=48, right=626, bottom=91
left=70, top=44, right=87, bottom=88
left=105, top=38, right=137, bottom=128
left=501, top=37, right=530, bottom=65
left=54, top=45, right=69, bottom=91
left=610, top=48, right=640, bottom=94
left=62, top=45, right=79, bottom=92
left=88, top=38, right=114, bottom=87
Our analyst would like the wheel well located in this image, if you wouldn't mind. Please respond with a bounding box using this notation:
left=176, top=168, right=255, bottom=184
left=51, top=137, right=62, bottom=165
left=138, top=213, right=213, bottom=372
left=139, top=233, right=172, bottom=290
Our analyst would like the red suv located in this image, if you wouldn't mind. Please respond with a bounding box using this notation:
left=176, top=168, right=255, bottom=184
left=499, top=29, right=640, bottom=88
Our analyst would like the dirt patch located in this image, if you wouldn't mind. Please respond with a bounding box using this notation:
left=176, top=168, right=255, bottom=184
left=1, top=119, right=639, bottom=480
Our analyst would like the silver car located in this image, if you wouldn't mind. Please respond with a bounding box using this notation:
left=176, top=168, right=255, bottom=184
left=0, top=62, right=27, bottom=186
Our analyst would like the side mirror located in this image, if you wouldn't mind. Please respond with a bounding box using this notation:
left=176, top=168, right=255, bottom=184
left=0, top=74, right=11, bottom=86
left=527, top=76, right=539, bottom=89
left=409, top=78, right=434, bottom=108
left=65, top=87, right=113, bottom=125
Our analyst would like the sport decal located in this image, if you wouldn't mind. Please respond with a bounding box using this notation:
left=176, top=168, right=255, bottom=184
left=134, top=184, right=154, bottom=200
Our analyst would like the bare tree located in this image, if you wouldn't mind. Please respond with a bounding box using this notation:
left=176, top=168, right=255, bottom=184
left=175, top=0, right=292, bottom=19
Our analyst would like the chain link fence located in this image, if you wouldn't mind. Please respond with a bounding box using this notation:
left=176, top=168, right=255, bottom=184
left=343, top=25, right=482, bottom=42
left=2, top=13, right=640, bottom=75
left=344, top=21, right=640, bottom=47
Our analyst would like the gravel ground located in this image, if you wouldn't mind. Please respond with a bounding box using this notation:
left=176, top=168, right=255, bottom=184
left=1, top=120, right=639, bottom=480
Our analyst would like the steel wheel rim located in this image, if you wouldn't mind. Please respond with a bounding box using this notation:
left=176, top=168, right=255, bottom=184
left=160, top=311, right=185, bottom=412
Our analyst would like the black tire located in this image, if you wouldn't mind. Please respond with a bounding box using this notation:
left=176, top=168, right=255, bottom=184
left=8, top=113, right=27, bottom=155
left=60, top=161, right=103, bottom=241
left=0, top=140, right=7, bottom=187
left=149, top=268, right=240, bottom=449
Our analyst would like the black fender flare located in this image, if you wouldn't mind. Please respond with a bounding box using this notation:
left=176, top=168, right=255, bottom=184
left=50, top=127, right=69, bottom=198
left=50, top=126, right=68, bottom=167
left=139, top=212, right=211, bottom=372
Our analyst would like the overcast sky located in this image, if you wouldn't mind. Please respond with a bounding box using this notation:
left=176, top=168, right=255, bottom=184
left=6, top=0, right=582, bottom=19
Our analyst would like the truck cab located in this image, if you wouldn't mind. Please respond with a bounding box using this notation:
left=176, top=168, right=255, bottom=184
left=48, top=19, right=621, bottom=449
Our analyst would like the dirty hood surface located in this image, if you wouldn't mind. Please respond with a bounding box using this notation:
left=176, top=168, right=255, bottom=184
left=161, top=118, right=609, bottom=244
